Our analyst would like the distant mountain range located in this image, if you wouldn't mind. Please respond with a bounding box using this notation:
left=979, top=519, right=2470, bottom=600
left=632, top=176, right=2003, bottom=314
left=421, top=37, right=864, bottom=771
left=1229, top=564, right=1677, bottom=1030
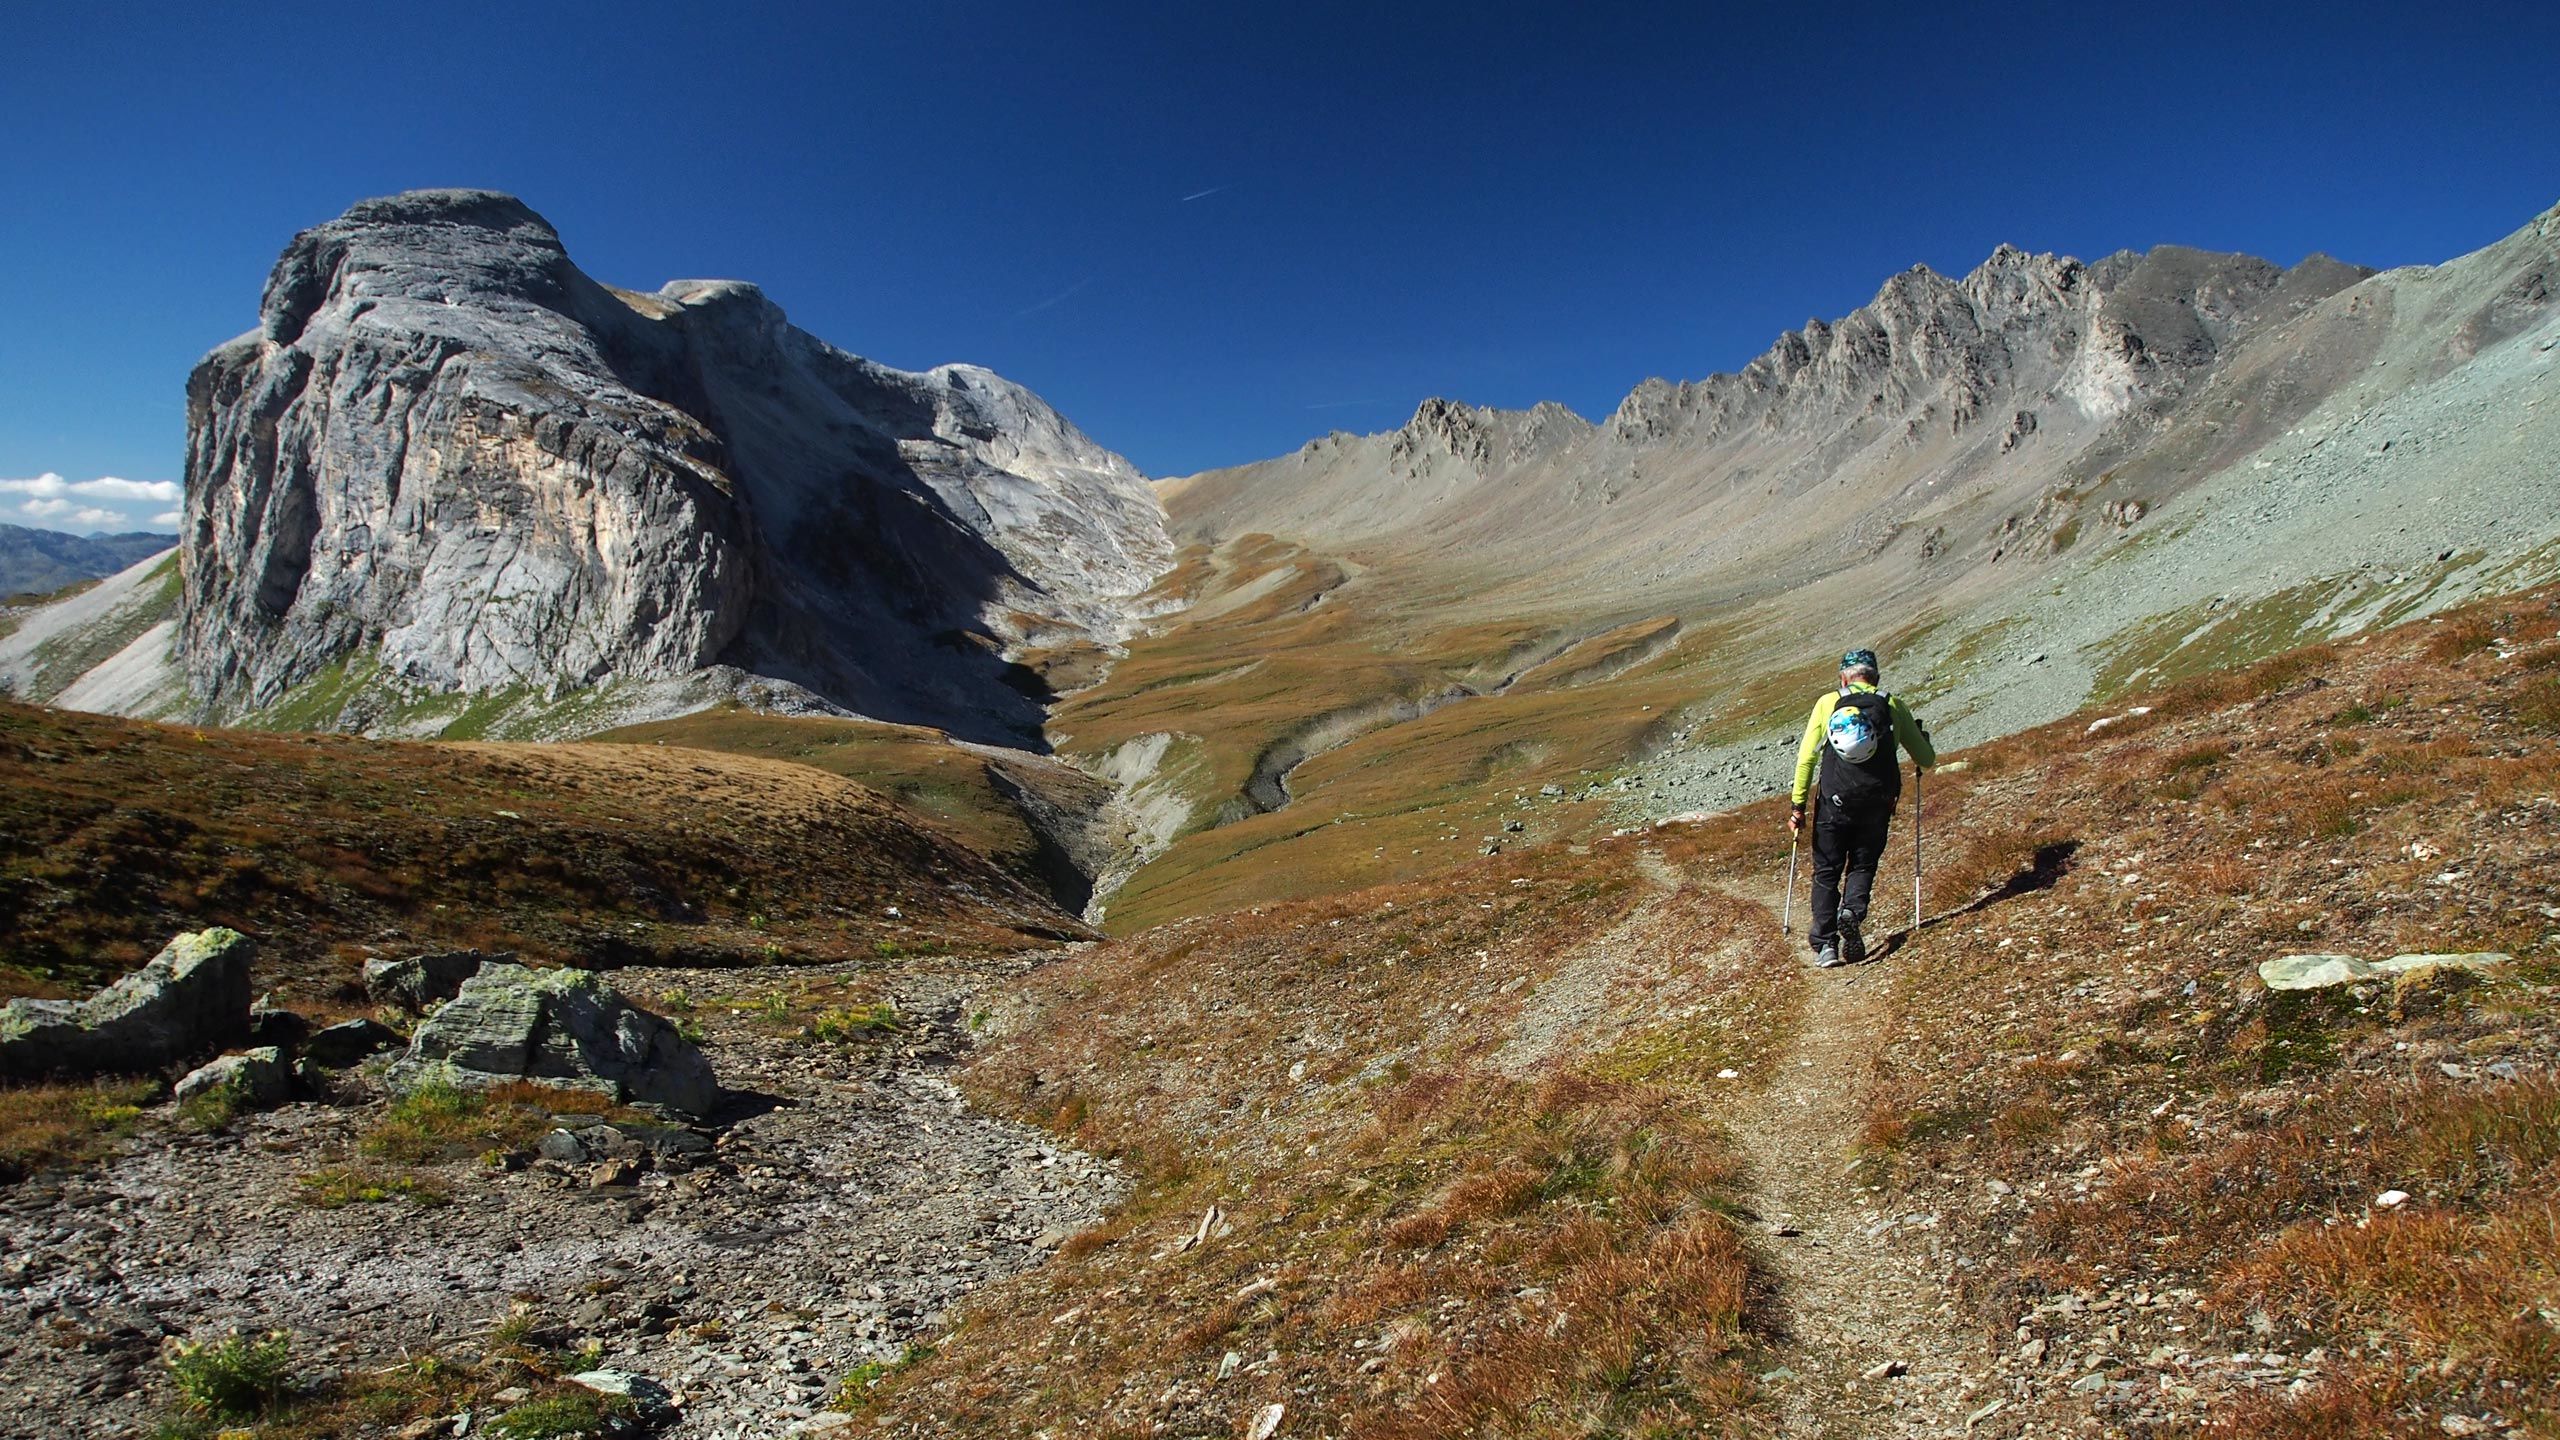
left=0, top=525, right=173, bottom=600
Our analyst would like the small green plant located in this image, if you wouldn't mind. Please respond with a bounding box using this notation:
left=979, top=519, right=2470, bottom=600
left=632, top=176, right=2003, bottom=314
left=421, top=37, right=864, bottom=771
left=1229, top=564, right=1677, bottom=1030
left=657, top=985, right=694, bottom=1013
left=872, top=939, right=907, bottom=959
left=166, top=1330, right=296, bottom=1419
left=298, top=1165, right=449, bottom=1208
left=831, top=1341, right=933, bottom=1412
left=969, top=1008, right=992, bottom=1031
left=809, top=1003, right=902, bottom=1042
left=758, top=990, right=792, bottom=1023
left=176, top=1082, right=246, bottom=1133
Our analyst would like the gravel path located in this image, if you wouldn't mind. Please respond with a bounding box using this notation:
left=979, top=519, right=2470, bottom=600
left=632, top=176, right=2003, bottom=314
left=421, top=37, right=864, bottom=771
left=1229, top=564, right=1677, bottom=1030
left=1721, top=883, right=1995, bottom=1438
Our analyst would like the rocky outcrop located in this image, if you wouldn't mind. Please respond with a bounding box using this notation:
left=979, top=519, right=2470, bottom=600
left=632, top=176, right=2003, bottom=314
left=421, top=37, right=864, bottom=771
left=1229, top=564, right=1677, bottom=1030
left=0, top=928, right=255, bottom=1079
left=182, top=189, right=1171, bottom=743
left=385, top=963, right=718, bottom=1117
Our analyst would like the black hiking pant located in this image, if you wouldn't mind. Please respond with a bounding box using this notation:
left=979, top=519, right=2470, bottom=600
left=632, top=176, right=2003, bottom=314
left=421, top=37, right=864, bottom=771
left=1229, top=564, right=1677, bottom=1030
left=1809, top=794, right=1894, bottom=953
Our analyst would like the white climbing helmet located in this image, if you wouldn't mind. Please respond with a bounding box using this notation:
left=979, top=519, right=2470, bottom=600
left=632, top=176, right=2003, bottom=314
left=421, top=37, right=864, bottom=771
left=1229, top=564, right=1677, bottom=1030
left=1826, top=704, right=1879, bottom=763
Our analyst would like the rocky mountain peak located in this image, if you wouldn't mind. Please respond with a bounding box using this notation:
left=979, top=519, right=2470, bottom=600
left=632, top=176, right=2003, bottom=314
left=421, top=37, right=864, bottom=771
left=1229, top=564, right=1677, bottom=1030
left=181, top=189, right=1171, bottom=742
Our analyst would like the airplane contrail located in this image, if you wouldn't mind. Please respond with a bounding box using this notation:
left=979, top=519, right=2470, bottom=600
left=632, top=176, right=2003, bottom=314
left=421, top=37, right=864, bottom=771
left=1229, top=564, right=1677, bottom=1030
left=1180, top=185, right=1228, bottom=203
left=1013, top=276, right=1095, bottom=318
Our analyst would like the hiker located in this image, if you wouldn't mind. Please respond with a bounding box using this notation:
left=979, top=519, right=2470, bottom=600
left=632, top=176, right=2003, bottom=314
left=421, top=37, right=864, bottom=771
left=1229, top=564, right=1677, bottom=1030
left=1789, top=648, right=1935, bottom=967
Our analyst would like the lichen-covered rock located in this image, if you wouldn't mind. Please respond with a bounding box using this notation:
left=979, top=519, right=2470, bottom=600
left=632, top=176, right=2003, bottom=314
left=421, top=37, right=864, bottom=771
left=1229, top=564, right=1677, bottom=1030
left=362, top=950, right=508, bottom=1014
left=386, top=964, right=717, bottom=1117
left=2258, top=950, right=2511, bottom=992
left=173, top=1046, right=292, bottom=1109
left=0, top=928, right=255, bottom=1079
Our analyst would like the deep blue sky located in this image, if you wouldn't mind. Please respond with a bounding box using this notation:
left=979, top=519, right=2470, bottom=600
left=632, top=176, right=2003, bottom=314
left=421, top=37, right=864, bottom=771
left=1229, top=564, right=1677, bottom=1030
left=6, top=1, right=2557, bottom=531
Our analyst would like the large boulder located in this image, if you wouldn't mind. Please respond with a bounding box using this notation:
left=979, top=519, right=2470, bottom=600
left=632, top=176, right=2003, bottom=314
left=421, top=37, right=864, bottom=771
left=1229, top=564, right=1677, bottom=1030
left=385, top=964, right=718, bottom=1118
left=363, top=950, right=509, bottom=1013
left=0, top=928, right=256, bottom=1079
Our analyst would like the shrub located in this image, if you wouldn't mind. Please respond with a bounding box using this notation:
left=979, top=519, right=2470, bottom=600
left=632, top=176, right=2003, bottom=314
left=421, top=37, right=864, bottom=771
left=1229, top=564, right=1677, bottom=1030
left=2513, top=674, right=2560, bottom=734
left=166, top=1331, right=296, bottom=1419
left=2424, top=613, right=2500, bottom=662
left=0, top=1079, right=155, bottom=1180
left=488, top=1391, right=624, bottom=1438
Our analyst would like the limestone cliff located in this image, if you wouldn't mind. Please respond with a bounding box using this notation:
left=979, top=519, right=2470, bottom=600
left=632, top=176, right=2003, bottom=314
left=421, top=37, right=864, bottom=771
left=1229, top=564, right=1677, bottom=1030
left=181, top=190, right=1170, bottom=742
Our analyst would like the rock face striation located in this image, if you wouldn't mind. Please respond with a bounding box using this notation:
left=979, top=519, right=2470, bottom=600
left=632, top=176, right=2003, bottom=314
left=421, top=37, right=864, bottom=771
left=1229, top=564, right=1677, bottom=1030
left=183, top=190, right=1171, bottom=743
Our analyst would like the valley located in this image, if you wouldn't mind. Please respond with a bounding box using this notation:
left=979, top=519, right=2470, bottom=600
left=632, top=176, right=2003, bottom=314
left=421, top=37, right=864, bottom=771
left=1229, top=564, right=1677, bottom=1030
left=1, top=186, right=2556, bottom=1440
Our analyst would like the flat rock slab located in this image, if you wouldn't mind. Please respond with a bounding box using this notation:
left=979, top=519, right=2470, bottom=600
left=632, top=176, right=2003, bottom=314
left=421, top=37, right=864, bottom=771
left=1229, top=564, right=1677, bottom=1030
left=2259, top=951, right=2512, bottom=991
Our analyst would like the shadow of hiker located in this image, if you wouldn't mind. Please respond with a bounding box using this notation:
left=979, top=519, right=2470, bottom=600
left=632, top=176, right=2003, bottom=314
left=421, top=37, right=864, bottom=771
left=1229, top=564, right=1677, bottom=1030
left=1874, top=839, right=2081, bottom=956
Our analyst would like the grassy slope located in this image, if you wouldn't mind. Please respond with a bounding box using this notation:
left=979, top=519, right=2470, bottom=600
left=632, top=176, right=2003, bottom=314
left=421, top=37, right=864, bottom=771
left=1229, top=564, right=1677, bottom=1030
left=590, top=708, right=1094, bottom=898
left=875, top=842, right=1804, bottom=1437
left=866, top=584, right=2559, bottom=1437
left=0, top=701, right=1087, bottom=1005
left=1848, top=589, right=2560, bottom=1436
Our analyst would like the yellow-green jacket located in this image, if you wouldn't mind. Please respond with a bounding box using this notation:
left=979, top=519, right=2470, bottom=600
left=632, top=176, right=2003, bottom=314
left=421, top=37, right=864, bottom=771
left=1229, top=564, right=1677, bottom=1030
left=1790, top=683, right=1936, bottom=805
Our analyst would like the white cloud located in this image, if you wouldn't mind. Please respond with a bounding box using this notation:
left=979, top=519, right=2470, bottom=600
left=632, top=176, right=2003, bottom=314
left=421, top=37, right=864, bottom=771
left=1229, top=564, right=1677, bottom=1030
left=1, top=473, right=181, bottom=502
left=79, top=477, right=182, bottom=503
left=21, top=498, right=125, bottom=527
left=2, top=473, right=183, bottom=533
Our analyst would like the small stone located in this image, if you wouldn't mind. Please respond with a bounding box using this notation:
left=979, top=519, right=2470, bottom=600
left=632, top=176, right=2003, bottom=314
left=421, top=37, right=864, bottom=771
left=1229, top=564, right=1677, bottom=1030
left=538, top=1129, right=588, bottom=1163
left=590, top=1159, right=641, bottom=1188
left=2375, top=1190, right=2410, bottom=1209
left=1245, top=1402, right=1285, bottom=1440
left=173, top=1046, right=292, bottom=1109
left=304, top=1018, right=405, bottom=1069
left=1861, top=1359, right=1906, bottom=1381
left=566, top=1370, right=679, bottom=1426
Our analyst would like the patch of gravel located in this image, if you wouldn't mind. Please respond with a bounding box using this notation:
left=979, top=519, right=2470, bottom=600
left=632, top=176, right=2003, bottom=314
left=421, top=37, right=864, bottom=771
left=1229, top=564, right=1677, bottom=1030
left=0, top=952, right=1122, bottom=1439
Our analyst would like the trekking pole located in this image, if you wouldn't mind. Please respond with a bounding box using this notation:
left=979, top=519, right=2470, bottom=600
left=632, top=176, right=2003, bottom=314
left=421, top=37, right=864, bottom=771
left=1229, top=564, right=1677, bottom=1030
left=1911, top=768, right=1924, bottom=932
left=1783, top=833, right=1799, bottom=936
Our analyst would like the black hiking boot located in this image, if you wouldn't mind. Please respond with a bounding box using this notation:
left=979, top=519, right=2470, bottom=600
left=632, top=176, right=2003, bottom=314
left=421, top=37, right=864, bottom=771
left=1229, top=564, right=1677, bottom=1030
left=1838, top=917, right=1866, bottom=965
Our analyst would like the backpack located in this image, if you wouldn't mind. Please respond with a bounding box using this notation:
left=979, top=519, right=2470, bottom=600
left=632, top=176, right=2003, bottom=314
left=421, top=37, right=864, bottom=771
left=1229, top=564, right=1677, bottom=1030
left=1827, top=703, right=1880, bottom=763
left=1817, top=689, right=1902, bottom=806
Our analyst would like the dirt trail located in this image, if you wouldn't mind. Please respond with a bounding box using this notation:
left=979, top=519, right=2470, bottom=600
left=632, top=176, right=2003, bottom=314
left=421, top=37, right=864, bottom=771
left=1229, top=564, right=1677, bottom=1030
left=1716, top=876, right=1997, bottom=1438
